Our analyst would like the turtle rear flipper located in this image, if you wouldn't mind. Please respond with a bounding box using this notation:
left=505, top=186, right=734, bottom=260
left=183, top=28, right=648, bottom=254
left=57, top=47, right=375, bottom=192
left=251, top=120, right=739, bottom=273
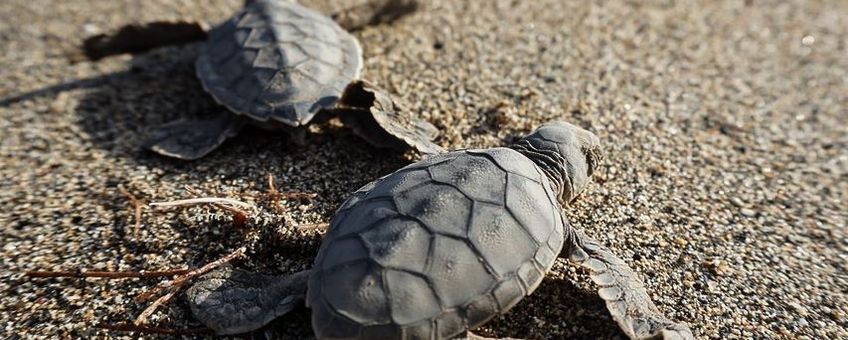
left=565, top=229, right=694, bottom=340
left=338, top=80, right=444, bottom=155
left=187, top=267, right=311, bottom=335
left=143, top=111, right=243, bottom=160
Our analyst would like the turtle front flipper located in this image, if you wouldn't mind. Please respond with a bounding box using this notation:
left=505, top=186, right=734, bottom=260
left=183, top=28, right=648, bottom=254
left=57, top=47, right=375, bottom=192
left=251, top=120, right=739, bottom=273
left=565, top=229, right=694, bottom=340
left=186, top=266, right=311, bottom=335
left=143, top=111, right=244, bottom=160
left=337, top=80, right=445, bottom=155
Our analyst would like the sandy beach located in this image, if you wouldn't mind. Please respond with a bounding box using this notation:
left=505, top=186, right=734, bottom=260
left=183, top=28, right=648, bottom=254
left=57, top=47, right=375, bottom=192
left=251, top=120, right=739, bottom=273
left=1, top=0, right=846, bottom=338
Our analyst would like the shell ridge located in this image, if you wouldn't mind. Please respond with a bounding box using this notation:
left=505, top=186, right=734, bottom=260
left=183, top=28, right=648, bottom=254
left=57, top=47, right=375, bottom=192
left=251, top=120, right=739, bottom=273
left=463, top=201, right=502, bottom=279
left=378, top=266, right=394, bottom=327
left=469, top=148, right=545, bottom=184
left=422, top=232, right=444, bottom=309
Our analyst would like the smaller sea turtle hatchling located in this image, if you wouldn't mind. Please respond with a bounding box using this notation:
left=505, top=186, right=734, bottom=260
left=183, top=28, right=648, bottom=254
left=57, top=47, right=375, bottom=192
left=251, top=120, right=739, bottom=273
left=144, top=0, right=440, bottom=160
left=187, top=121, right=694, bottom=339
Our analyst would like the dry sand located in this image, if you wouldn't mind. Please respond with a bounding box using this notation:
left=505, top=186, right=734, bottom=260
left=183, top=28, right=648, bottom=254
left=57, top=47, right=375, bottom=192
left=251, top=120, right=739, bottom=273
left=1, top=0, right=846, bottom=338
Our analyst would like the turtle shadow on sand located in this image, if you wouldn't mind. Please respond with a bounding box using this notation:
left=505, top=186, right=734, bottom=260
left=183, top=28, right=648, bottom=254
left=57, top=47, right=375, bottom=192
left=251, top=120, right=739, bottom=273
left=71, top=44, right=217, bottom=163
left=0, top=41, right=411, bottom=171
left=483, top=275, right=629, bottom=339
left=69, top=44, right=350, bottom=163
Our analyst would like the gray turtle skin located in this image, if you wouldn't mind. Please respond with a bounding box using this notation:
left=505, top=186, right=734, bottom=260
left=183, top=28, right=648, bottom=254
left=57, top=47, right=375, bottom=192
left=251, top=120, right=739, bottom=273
left=188, top=121, right=694, bottom=339
left=338, top=80, right=446, bottom=155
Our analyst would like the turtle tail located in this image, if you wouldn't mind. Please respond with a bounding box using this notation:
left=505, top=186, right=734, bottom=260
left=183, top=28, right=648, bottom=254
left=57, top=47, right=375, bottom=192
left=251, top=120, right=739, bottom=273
left=186, top=266, right=311, bottom=335
left=565, top=229, right=694, bottom=340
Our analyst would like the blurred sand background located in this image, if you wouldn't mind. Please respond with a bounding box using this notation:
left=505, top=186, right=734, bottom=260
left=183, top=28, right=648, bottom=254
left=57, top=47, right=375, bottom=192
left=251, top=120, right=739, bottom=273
left=1, top=0, right=846, bottom=338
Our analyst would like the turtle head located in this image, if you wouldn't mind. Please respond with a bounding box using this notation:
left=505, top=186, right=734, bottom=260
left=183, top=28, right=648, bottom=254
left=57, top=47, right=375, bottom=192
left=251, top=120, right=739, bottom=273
left=511, top=121, right=602, bottom=204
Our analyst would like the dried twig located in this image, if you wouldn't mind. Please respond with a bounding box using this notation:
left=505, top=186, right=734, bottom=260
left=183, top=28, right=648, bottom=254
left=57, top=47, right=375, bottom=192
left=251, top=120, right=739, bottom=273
left=26, top=269, right=190, bottom=278
left=266, top=173, right=285, bottom=213
left=263, top=173, right=318, bottom=214
left=118, top=187, right=143, bottom=238
left=133, top=286, right=180, bottom=326
left=149, top=197, right=254, bottom=209
left=95, top=322, right=210, bottom=335
left=281, top=192, right=318, bottom=200
left=267, top=172, right=279, bottom=196
left=183, top=186, right=250, bottom=228
left=299, top=222, right=330, bottom=231
left=134, top=247, right=246, bottom=303
left=266, top=173, right=317, bottom=201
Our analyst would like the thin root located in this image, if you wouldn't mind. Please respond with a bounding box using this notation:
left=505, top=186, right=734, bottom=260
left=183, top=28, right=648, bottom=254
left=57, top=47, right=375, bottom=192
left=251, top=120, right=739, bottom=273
left=133, top=285, right=180, bottom=326
left=96, top=322, right=210, bottom=335
left=149, top=197, right=254, bottom=209
left=299, top=222, right=329, bottom=231
left=118, top=186, right=143, bottom=239
left=134, top=246, right=246, bottom=303
left=267, top=172, right=279, bottom=196
left=266, top=173, right=317, bottom=201
left=26, top=268, right=190, bottom=279
left=183, top=186, right=251, bottom=228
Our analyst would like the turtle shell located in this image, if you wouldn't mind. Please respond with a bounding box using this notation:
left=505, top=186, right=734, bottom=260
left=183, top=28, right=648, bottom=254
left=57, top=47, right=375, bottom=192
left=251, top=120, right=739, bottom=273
left=306, top=148, right=566, bottom=339
left=196, top=0, right=362, bottom=126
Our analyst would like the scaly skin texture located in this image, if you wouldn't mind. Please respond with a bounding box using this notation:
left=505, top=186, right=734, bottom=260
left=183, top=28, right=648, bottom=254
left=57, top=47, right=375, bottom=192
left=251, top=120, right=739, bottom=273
left=338, top=80, right=445, bottom=155
left=565, top=229, right=695, bottom=340
left=188, top=266, right=311, bottom=335
left=509, top=121, right=601, bottom=205
left=188, top=121, right=693, bottom=339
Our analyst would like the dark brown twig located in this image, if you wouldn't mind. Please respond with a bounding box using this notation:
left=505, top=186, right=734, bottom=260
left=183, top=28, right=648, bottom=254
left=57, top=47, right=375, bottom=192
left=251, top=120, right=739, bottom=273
left=134, top=246, right=246, bottom=303
left=26, top=269, right=190, bottom=279
left=267, top=173, right=318, bottom=201
left=280, top=192, right=319, bottom=200
left=266, top=173, right=285, bottom=213
left=95, top=322, right=211, bottom=335
left=133, top=286, right=180, bottom=326
left=118, top=186, right=143, bottom=238
left=264, top=173, right=318, bottom=212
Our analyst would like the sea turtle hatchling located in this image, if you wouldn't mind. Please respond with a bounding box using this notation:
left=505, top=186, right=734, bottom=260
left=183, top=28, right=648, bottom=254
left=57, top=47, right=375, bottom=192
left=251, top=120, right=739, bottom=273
left=187, top=121, right=694, bottom=339
left=144, top=0, right=440, bottom=160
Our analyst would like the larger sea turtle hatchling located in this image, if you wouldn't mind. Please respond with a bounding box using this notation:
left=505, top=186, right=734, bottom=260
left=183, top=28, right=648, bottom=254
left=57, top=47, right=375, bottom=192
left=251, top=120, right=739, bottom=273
left=143, top=0, right=440, bottom=160
left=187, top=121, right=694, bottom=339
